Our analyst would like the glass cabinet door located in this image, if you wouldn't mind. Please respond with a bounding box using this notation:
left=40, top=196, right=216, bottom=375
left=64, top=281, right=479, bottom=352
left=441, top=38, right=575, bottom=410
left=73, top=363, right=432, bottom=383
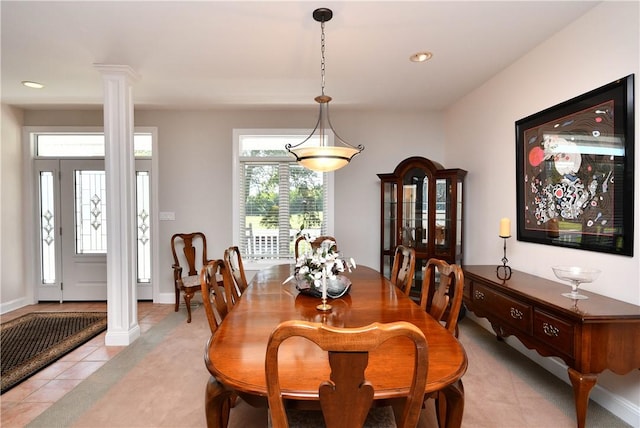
left=382, top=181, right=397, bottom=253
left=402, top=167, right=428, bottom=251
left=455, top=179, right=464, bottom=263
left=435, top=177, right=451, bottom=252
left=381, top=181, right=397, bottom=278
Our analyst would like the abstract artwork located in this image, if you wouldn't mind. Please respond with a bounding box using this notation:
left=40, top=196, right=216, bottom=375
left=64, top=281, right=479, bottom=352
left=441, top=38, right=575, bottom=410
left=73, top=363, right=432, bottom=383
left=515, top=75, right=634, bottom=256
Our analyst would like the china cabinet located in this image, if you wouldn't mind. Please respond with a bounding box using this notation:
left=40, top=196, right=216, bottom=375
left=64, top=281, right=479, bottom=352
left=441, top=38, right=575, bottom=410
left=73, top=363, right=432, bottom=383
left=378, top=157, right=466, bottom=298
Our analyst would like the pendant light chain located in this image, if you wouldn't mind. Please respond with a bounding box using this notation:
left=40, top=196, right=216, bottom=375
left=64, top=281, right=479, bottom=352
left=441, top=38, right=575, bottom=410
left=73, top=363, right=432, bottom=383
left=320, top=20, right=326, bottom=97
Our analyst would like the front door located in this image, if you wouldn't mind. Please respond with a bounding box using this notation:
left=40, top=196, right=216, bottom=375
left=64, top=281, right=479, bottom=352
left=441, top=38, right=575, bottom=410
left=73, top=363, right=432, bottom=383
left=60, top=159, right=108, bottom=300
left=36, top=158, right=152, bottom=301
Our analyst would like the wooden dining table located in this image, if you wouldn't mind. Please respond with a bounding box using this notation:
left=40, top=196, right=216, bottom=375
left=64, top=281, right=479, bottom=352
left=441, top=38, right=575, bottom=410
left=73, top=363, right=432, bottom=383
left=204, top=264, right=468, bottom=428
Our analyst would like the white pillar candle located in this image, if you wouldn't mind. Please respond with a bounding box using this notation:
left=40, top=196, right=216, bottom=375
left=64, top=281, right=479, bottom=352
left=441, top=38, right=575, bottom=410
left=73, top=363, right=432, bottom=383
left=499, top=218, right=511, bottom=237
left=322, top=273, right=327, bottom=301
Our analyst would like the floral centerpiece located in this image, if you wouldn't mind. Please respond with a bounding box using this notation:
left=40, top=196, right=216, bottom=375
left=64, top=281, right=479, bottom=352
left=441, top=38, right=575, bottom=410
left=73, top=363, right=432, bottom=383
left=285, top=236, right=356, bottom=299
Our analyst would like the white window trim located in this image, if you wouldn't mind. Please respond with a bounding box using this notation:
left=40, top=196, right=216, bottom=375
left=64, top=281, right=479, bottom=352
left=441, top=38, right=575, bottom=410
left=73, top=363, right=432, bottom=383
left=232, top=128, right=335, bottom=271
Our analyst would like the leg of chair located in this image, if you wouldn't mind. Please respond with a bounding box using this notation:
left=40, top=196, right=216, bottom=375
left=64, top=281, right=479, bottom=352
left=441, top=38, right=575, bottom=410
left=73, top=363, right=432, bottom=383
left=435, top=391, right=446, bottom=427
left=174, top=287, right=180, bottom=312
left=205, top=376, right=232, bottom=428
left=184, top=290, right=194, bottom=323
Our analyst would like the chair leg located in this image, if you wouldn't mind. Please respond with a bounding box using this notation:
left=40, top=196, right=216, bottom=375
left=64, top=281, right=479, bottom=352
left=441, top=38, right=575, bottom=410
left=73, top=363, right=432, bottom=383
left=184, top=291, right=193, bottom=323
left=174, top=287, right=180, bottom=312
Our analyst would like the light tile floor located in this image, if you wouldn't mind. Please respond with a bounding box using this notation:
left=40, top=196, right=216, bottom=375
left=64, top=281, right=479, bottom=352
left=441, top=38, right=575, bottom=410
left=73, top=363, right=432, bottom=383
left=0, top=302, right=174, bottom=427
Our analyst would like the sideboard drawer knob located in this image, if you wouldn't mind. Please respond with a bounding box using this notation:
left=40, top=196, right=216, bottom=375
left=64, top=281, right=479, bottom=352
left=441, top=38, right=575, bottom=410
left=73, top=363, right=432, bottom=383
left=510, top=307, right=524, bottom=320
left=474, top=290, right=485, bottom=300
left=543, top=322, right=560, bottom=337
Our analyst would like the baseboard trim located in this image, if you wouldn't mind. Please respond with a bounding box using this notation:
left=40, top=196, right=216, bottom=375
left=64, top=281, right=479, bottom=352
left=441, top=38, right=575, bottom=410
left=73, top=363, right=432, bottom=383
left=467, top=313, right=640, bottom=427
left=155, top=292, right=177, bottom=305
left=0, top=297, right=30, bottom=315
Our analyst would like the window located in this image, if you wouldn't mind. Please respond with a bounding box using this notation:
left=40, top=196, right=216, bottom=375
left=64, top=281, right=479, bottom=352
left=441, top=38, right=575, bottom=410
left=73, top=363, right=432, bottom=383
left=36, top=132, right=152, bottom=157
left=233, top=130, right=334, bottom=264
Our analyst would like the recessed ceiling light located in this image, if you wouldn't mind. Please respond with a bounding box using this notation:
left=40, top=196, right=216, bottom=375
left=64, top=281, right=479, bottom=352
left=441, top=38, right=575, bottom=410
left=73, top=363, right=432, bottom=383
left=410, top=52, right=433, bottom=63
left=22, top=80, right=44, bottom=89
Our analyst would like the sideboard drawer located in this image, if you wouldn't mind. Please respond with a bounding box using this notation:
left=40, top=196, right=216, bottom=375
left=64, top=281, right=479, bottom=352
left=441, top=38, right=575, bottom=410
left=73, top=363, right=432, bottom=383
left=472, top=283, right=532, bottom=334
left=533, top=309, right=575, bottom=358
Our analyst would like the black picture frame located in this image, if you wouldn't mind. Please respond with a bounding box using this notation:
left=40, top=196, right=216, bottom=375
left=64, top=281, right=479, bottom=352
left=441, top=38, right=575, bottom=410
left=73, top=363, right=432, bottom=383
left=515, top=74, right=634, bottom=256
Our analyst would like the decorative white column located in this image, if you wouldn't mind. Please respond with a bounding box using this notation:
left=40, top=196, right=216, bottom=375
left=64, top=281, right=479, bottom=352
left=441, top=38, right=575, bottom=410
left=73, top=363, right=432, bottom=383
left=95, top=64, right=141, bottom=346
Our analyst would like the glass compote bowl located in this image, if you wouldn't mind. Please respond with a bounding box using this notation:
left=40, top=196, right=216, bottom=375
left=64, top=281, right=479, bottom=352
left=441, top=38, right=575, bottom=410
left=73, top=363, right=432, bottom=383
left=551, top=266, right=601, bottom=300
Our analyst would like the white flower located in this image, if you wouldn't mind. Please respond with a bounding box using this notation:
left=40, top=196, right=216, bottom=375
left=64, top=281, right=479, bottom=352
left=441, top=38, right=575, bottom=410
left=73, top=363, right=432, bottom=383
left=293, top=235, right=356, bottom=289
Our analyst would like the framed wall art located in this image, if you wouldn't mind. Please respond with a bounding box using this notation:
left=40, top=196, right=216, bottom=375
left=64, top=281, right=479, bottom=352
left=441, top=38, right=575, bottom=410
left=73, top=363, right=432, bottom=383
left=515, top=74, right=634, bottom=256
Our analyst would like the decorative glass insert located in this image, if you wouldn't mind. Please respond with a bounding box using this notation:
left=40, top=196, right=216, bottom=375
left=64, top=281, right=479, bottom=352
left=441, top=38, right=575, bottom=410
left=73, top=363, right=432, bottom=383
left=75, top=170, right=107, bottom=254
left=136, top=171, right=151, bottom=283
left=39, top=171, right=56, bottom=284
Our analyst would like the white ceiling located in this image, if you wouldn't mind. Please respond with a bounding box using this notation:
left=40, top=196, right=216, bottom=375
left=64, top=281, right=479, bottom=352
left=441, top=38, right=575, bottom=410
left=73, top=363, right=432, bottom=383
left=1, top=1, right=599, bottom=111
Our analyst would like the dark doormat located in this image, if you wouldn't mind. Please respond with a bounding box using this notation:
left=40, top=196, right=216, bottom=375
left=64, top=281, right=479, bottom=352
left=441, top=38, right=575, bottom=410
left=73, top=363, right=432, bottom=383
left=1, top=312, right=107, bottom=394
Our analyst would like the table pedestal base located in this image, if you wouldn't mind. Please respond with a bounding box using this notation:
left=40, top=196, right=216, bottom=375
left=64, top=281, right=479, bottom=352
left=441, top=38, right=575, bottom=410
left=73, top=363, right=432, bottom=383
left=205, top=376, right=232, bottom=428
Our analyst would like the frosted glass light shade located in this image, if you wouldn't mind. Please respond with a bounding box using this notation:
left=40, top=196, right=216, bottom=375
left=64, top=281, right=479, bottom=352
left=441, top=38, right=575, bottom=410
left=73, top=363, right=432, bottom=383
left=288, top=146, right=360, bottom=172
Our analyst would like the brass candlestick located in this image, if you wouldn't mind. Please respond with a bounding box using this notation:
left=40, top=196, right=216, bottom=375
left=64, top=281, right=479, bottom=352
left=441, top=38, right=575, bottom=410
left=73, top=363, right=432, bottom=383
left=496, top=235, right=512, bottom=280
left=316, top=273, right=332, bottom=311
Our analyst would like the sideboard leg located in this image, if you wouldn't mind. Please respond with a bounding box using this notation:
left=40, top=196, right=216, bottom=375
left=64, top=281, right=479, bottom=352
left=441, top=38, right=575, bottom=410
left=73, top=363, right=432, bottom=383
left=568, top=368, right=597, bottom=428
left=205, top=376, right=232, bottom=428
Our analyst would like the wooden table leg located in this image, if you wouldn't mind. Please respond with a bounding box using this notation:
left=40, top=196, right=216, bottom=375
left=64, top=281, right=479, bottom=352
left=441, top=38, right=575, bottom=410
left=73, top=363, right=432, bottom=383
left=568, top=368, right=597, bottom=428
left=439, top=380, right=464, bottom=428
left=205, top=376, right=233, bottom=428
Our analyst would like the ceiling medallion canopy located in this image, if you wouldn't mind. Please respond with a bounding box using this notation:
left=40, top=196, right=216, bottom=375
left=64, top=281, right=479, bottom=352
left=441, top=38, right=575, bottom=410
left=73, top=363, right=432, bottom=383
left=285, top=7, right=364, bottom=173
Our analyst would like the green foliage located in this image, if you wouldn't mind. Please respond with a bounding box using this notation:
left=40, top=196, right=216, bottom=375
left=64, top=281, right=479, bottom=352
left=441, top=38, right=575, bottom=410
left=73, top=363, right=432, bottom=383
left=245, top=164, right=324, bottom=229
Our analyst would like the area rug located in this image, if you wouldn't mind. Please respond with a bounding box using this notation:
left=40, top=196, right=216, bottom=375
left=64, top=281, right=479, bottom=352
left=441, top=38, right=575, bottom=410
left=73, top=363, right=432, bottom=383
left=0, top=312, right=107, bottom=394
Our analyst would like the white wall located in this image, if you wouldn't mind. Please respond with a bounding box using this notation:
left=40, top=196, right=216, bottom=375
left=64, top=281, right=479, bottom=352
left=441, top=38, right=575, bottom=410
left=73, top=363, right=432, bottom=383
left=445, top=2, right=640, bottom=424
left=1, top=105, right=26, bottom=312
left=141, top=108, right=445, bottom=298
left=21, top=107, right=445, bottom=301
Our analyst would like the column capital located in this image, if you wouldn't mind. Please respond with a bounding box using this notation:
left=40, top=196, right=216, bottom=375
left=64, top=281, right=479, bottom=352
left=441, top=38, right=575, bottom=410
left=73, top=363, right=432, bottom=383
left=94, top=64, right=140, bottom=82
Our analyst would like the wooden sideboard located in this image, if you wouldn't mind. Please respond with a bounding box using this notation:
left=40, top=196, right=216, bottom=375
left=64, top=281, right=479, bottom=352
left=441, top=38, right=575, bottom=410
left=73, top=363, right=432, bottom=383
left=462, top=265, right=640, bottom=428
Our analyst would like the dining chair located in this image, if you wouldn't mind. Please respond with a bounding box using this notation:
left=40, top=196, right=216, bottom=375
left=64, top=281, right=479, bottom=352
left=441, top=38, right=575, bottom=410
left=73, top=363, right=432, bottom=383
left=418, top=258, right=465, bottom=426
left=418, top=258, right=465, bottom=336
left=200, top=259, right=232, bottom=334
left=224, top=246, right=249, bottom=294
left=221, top=249, right=244, bottom=312
left=294, top=235, right=338, bottom=259
left=201, top=259, right=242, bottom=410
left=389, top=245, right=416, bottom=296
left=266, top=320, right=428, bottom=428
left=170, top=232, right=208, bottom=323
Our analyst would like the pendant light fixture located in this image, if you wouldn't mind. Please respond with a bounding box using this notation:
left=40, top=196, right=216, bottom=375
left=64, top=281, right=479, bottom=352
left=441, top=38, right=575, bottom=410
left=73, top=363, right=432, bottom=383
left=286, top=7, right=364, bottom=173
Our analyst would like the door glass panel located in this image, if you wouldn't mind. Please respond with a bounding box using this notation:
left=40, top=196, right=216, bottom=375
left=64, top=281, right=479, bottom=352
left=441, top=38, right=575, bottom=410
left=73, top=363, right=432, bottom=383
left=243, top=163, right=279, bottom=258
left=136, top=171, right=151, bottom=283
left=289, top=163, right=324, bottom=253
left=39, top=171, right=56, bottom=284
left=75, top=170, right=107, bottom=254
